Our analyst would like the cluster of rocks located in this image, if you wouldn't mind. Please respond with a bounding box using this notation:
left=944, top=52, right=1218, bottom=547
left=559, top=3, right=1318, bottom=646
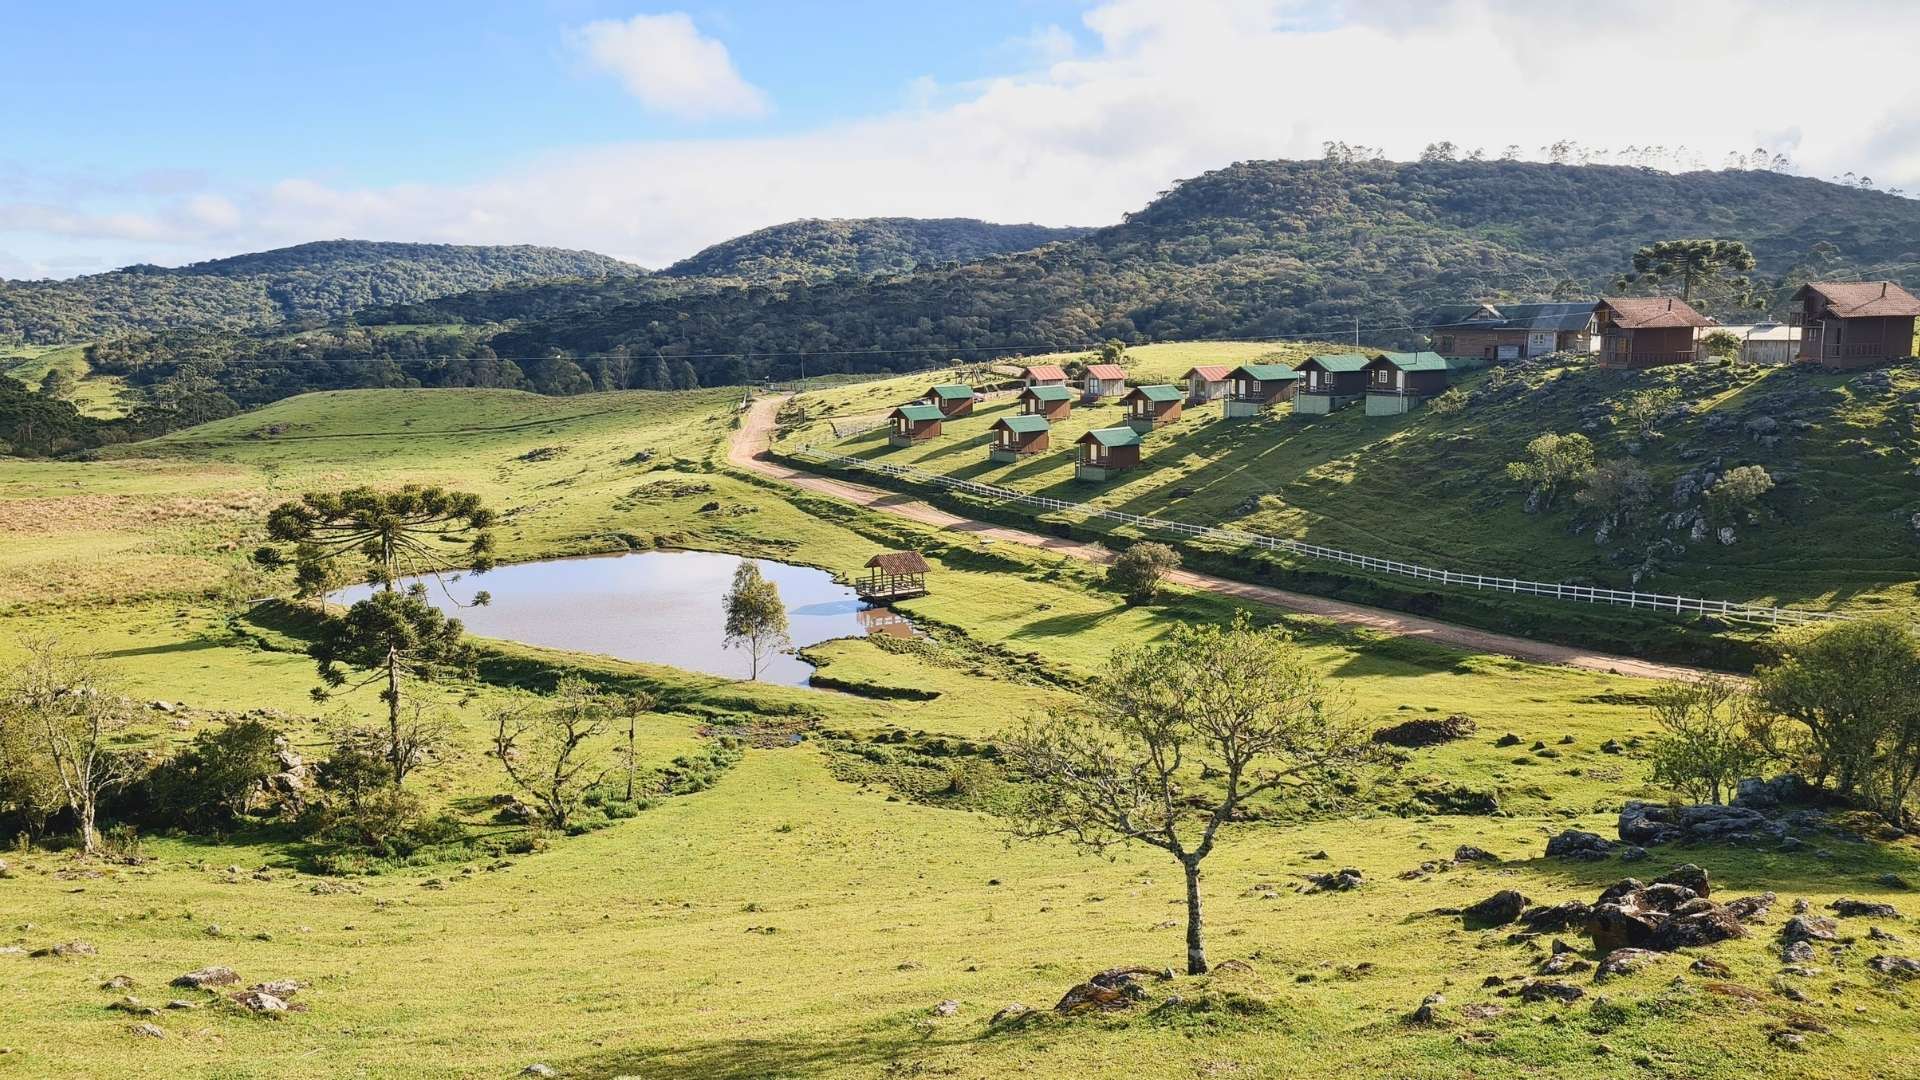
left=1371, top=714, right=1476, bottom=748
left=1301, top=867, right=1365, bottom=894
left=1544, top=776, right=1829, bottom=863
left=168, top=966, right=308, bottom=1016
left=1052, top=966, right=1171, bottom=1014
left=1400, top=844, right=1502, bottom=881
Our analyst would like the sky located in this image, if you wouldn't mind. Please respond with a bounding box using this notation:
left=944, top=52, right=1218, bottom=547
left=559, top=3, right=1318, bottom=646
left=6, top=0, right=1920, bottom=279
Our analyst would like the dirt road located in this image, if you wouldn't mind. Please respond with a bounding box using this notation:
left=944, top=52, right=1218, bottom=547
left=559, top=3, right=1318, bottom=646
left=728, top=395, right=1705, bottom=681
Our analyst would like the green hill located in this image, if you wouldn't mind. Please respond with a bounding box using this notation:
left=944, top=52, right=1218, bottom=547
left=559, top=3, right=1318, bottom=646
left=0, top=240, right=641, bottom=343
left=660, top=217, right=1091, bottom=282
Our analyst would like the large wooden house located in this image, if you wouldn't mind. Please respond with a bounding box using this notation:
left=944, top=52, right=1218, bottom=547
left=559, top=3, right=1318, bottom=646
left=988, top=415, right=1050, bottom=462
left=1362, top=351, right=1453, bottom=416
left=1792, top=281, right=1920, bottom=369
left=1593, top=298, right=1709, bottom=369
left=1122, top=384, right=1183, bottom=431
left=1075, top=427, right=1143, bottom=481
left=1224, top=364, right=1301, bottom=418
left=1293, top=354, right=1371, bottom=414
left=1184, top=364, right=1233, bottom=404
left=1424, top=301, right=1596, bottom=361
left=924, top=383, right=977, bottom=416
left=1019, top=364, right=1068, bottom=387
left=1083, top=364, right=1128, bottom=400
left=888, top=404, right=943, bottom=446
left=1019, top=383, right=1073, bottom=420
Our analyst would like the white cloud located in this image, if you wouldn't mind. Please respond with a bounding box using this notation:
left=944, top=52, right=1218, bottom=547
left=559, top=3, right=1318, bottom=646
left=569, top=12, right=767, bottom=120
left=10, top=0, right=1920, bottom=276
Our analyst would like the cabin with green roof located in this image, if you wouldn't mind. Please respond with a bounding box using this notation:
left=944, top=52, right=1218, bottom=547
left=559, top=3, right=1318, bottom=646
left=1122, top=384, right=1183, bottom=431
left=1224, top=363, right=1302, bottom=418
left=888, top=403, right=944, bottom=446
left=1363, top=350, right=1455, bottom=415
left=1075, top=426, right=1143, bottom=481
left=988, top=414, right=1051, bottom=462
left=1293, top=353, right=1371, bottom=414
left=923, top=383, right=976, bottom=417
left=1019, top=383, right=1073, bottom=420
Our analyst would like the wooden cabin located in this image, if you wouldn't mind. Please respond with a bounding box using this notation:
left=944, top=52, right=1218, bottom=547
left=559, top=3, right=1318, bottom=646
left=1362, top=351, right=1452, bottom=416
left=1184, top=364, right=1233, bottom=404
left=1083, top=363, right=1128, bottom=400
left=924, top=383, right=977, bottom=417
left=1702, top=324, right=1801, bottom=365
left=859, top=550, right=928, bottom=601
left=1075, top=426, right=1143, bottom=481
left=1293, top=354, right=1371, bottom=414
left=887, top=404, right=943, bottom=446
left=1019, top=383, right=1074, bottom=420
left=1593, top=298, right=1709, bottom=369
left=988, top=415, right=1050, bottom=462
left=1122, top=384, right=1183, bottom=431
left=1020, top=363, right=1068, bottom=387
left=1424, top=301, right=1596, bottom=361
left=1224, top=364, right=1301, bottom=418
left=1792, top=281, right=1920, bottom=369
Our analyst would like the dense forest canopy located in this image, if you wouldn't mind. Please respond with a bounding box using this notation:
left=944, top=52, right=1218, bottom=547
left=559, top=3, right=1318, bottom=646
left=659, top=217, right=1092, bottom=282
left=0, top=240, right=641, bottom=343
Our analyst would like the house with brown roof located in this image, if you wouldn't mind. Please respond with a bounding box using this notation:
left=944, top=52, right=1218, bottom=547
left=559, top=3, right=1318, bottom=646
left=1593, top=298, right=1710, bottom=369
left=1020, top=364, right=1068, bottom=387
left=1183, top=365, right=1233, bottom=404
left=1083, top=364, right=1128, bottom=399
left=1422, top=302, right=1596, bottom=361
left=1792, top=281, right=1920, bottom=369
left=1223, top=364, right=1301, bottom=418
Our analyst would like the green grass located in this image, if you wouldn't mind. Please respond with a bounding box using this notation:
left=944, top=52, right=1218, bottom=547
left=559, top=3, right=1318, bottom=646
left=0, top=342, right=128, bottom=418
left=3, top=384, right=1918, bottom=1077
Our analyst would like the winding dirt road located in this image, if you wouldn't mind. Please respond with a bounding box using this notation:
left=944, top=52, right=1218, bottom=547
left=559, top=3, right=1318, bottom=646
left=729, top=395, right=1705, bottom=681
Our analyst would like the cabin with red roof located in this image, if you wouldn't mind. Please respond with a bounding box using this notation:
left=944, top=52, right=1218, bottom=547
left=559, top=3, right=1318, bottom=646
left=1184, top=365, right=1233, bottom=404
left=1793, top=282, right=1920, bottom=369
left=1020, top=364, right=1068, bottom=387
left=1083, top=364, right=1128, bottom=399
left=1593, top=298, right=1710, bottom=369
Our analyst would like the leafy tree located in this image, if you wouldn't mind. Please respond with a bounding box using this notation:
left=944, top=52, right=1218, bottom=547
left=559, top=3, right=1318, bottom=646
left=643, top=354, right=672, bottom=391
left=140, top=720, right=282, bottom=831
left=1574, top=458, right=1655, bottom=530
left=1107, top=542, right=1182, bottom=605
left=1505, top=432, right=1595, bottom=510
left=1699, top=330, right=1743, bottom=361
left=1419, top=141, right=1459, bottom=163
left=0, top=696, right=63, bottom=840
left=722, top=562, right=791, bottom=681
left=36, top=368, right=75, bottom=400
left=672, top=359, right=701, bottom=391
left=1645, top=677, right=1768, bottom=804
left=1616, top=238, right=1761, bottom=308
left=308, top=588, right=475, bottom=784
left=1707, top=466, right=1774, bottom=523
left=1427, top=386, right=1468, bottom=415
left=306, top=728, right=425, bottom=850
left=998, top=616, right=1371, bottom=974
left=490, top=677, right=615, bottom=831
left=2, top=638, right=141, bottom=854
left=1612, top=386, right=1682, bottom=438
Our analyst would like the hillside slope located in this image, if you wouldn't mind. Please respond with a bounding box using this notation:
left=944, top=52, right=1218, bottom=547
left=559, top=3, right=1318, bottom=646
left=660, top=217, right=1091, bottom=282
left=0, top=240, right=640, bottom=343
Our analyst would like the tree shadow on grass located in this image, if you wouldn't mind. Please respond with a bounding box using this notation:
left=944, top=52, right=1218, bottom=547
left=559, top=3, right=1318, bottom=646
left=93, top=638, right=229, bottom=660
left=1005, top=603, right=1134, bottom=642
left=557, top=1021, right=987, bottom=1080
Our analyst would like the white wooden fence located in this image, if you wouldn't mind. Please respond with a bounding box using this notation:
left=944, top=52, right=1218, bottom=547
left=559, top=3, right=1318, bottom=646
left=788, top=445, right=1846, bottom=629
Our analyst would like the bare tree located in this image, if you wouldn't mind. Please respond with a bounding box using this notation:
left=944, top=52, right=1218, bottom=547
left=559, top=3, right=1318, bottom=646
left=998, top=616, right=1373, bottom=974
left=490, top=677, right=614, bottom=830
left=4, top=638, right=141, bottom=854
left=620, top=691, right=658, bottom=801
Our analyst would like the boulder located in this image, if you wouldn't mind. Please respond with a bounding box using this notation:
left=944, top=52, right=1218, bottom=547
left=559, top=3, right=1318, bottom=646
left=1595, top=948, right=1663, bottom=980
left=1829, top=898, right=1900, bottom=919
left=1654, top=864, right=1711, bottom=898
left=1303, top=868, right=1364, bottom=893
left=1780, top=940, right=1815, bottom=964
left=1517, top=980, right=1584, bottom=1003
left=1452, top=845, right=1500, bottom=864
left=1462, top=890, right=1531, bottom=929
left=1867, top=955, right=1920, bottom=979
left=1647, top=902, right=1747, bottom=950
left=227, top=990, right=287, bottom=1014
left=100, top=975, right=135, bottom=990
left=1585, top=902, right=1662, bottom=953
left=1545, top=830, right=1614, bottom=861
left=1372, top=714, right=1477, bottom=748
left=1782, top=915, right=1837, bottom=944
left=1521, top=901, right=1593, bottom=933
left=248, top=980, right=301, bottom=998
left=1538, top=952, right=1590, bottom=976
left=1054, top=967, right=1157, bottom=1014
left=127, top=1022, right=168, bottom=1040
left=930, top=1000, right=960, bottom=1017
left=1721, top=892, right=1777, bottom=923
left=989, top=1003, right=1033, bottom=1026
left=520, top=1067, right=557, bottom=1078
left=171, top=966, right=240, bottom=989
left=1408, top=993, right=1445, bottom=1024
left=34, top=941, right=97, bottom=958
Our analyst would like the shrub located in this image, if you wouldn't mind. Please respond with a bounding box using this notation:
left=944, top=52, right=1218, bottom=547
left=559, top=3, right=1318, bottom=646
left=137, top=720, right=282, bottom=832
left=1505, top=433, right=1594, bottom=510
left=1427, top=387, right=1468, bottom=415
left=1645, top=677, right=1768, bottom=804
left=1107, top=541, right=1182, bottom=604
left=1574, top=459, right=1654, bottom=529
left=1707, top=465, right=1774, bottom=522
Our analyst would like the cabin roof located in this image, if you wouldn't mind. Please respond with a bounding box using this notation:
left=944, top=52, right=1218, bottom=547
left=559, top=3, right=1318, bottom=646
left=1022, top=384, right=1073, bottom=402
left=1185, top=364, right=1233, bottom=382
left=1795, top=281, right=1920, bottom=318
left=1085, top=364, right=1127, bottom=380
left=1021, top=364, right=1068, bottom=381
left=1234, top=364, right=1303, bottom=381
left=1595, top=296, right=1711, bottom=329
left=891, top=404, right=943, bottom=422
left=927, top=383, right=974, bottom=399
left=865, top=551, right=929, bottom=574
left=1124, top=383, right=1183, bottom=403
left=1078, top=426, right=1144, bottom=448
left=1423, top=301, right=1595, bottom=333
left=1299, top=353, right=1373, bottom=373
left=1370, top=350, right=1452, bottom=372
left=993, top=415, right=1051, bottom=435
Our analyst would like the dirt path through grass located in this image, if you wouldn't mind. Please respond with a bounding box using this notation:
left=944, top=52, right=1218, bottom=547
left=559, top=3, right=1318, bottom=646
left=729, top=395, right=1709, bottom=681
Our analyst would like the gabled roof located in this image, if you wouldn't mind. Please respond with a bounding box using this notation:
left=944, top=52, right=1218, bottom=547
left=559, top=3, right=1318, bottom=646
left=1021, top=384, right=1073, bottom=402
left=1085, top=364, right=1127, bottom=380
left=891, top=404, right=943, bottom=422
left=1184, top=365, right=1233, bottom=382
left=1078, top=426, right=1143, bottom=448
left=1424, top=301, right=1595, bottom=333
left=1369, top=350, right=1451, bottom=372
left=927, top=384, right=974, bottom=399
left=1595, top=297, right=1712, bottom=329
left=1795, top=281, right=1920, bottom=318
left=993, top=415, right=1051, bottom=435
left=865, top=550, right=928, bottom=574
left=1232, top=364, right=1302, bottom=381
left=1021, top=364, right=1068, bottom=381
left=1298, top=353, right=1372, bottom=373
left=1124, top=384, right=1183, bottom=403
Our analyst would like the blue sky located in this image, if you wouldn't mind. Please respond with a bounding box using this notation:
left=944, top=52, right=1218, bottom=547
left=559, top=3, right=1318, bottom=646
left=5, top=1, right=1919, bottom=277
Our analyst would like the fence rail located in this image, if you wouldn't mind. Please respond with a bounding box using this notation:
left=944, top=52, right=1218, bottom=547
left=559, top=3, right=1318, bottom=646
left=788, top=444, right=1846, bottom=629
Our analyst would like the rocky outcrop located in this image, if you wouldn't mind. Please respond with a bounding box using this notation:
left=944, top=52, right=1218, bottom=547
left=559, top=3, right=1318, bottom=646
left=1461, top=890, right=1530, bottom=929
left=1054, top=967, right=1162, bottom=1013
left=1544, top=830, right=1613, bottom=861
left=1372, top=714, right=1476, bottom=748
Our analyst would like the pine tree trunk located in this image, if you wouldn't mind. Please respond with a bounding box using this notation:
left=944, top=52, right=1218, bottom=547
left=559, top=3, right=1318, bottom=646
left=1183, top=858, right=1208, bottom=975
left=386, top=646, right=404, bottom=785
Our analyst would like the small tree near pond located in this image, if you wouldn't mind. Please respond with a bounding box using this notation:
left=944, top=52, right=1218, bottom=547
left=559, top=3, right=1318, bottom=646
left=1646, top=677, right=1768, bottom=805
left=1107, top=542, right=1181, bottom=605
left=490, top=677, right=615, bottom=832
left=998, top=616, right=1372, bottom=975
left=722, top=562, right=790, bottom=681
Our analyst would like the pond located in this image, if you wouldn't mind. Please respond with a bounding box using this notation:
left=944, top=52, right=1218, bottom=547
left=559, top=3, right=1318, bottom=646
left=327, top=550, right=913, bottom=688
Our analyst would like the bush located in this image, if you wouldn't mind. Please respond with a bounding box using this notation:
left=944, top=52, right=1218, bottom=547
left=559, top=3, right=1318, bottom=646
left=1707, top=465, right=1774, bottom=523
left=1644, top=677, right=1768, bottom=804
left=1505, top=433, right=1594, bottom=510
left=1427, top=387, right=1468, bottom=415
left=136, top=720, right=281, bottom=832
left=1107, top=542, right=1182, bottom=604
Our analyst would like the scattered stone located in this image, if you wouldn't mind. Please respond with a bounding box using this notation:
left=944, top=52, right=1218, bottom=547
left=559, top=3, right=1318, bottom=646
left=1703, top=981, right=1763, bottom=1001
left=1452, top=845, right=1500, bottom=864
left=1054, top=967, right=1156, bottom=1014
left=1782, top=915, right=1838, bottom=944
left=1770, top=1031, right=1807, bottom=1051
left=310, top=880, right=363, bottom=896
left=988, top=1003, right=1033, bottom=1026
left=127, top=1022, right=167, bottom=1040
left=1781, top=940, right=1816, bottom=964
left=1460, top=1003, right=1505, bottom=1020
left=165, top=1000, right=198, bottom=1011
left=1690, top=957, right=1732, bottom=977
left=1518, top=980, right=1584, bottom=1004
left=1599, top=739, right=1624, bottom=755
left=1722, top=892, right=1777, bottom=923
left=171, top=965, right=240, bottom=989
left=1539, top=952, right=1591, bottom=976
left=1867, top=955, right=1920, bottom=979
left=520, top=1066, right=556, bottom=1078
left=107, top=996, right=158, bottom=1016
left=1210, top=959, right=1255, bottom=976
left=1596, top=948, right=1663, bottom=980
left=228, top=990, right=288, bottom=1014
left=1830, top=898, right=1900, bottom=919
left=1870, top=926, right=1903, bottom=943
left=1494, top=733, right=1522, bottom=747
left=32, top=940, right=98, bottom=958
left=1545, top=830, right=1614, bottom=861
left=1521, top=901, right=1593, bottom=933
left=931, top=999, right=960, bottom=1017
left=1618, top=800, right=1784, bottom=847
left=249, top=980, right=301, bottom=998
left=1303, top=868, right=1365, bottom=893
left=1372, top=714, right=1476, bottom=748
left=1655, top=864, right=1711, bottom=898
left=1407, top=993, right=1445, bottom=1024
left=1462, top=890, right=1530, bottom=928
left=100, top=975, right=135, bottom=990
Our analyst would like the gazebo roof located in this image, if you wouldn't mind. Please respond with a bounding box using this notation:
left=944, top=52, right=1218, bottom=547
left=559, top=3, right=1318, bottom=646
left=865, top=551, right=929, bottom=574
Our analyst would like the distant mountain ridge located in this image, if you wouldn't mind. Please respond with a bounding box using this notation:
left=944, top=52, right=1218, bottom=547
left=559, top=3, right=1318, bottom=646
left=659, top=217, right=1092, bottom=282
left=0, top=240, right=641, bottom=343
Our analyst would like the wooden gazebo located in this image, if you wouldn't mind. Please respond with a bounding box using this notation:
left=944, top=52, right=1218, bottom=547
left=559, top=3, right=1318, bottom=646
left=858, top=550, right=930, bottom=601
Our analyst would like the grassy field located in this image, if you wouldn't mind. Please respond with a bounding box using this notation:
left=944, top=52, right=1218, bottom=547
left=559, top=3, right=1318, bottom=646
left=0, top=342, right=129, bottom=418
left=785, top=356, right=1920, bottom=616
left=2, top=384, right=1917, bottom=1077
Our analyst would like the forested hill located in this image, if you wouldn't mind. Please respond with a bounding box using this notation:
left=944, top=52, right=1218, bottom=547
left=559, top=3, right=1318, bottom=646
left=659, top=217, right=1092, bottom=282
left=0, top=240, right=640, bottom=343
left=397, top=159, right=1920, bottom=385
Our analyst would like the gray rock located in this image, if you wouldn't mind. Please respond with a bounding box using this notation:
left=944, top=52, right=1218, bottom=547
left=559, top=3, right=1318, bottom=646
left=127, top=1022, right=167, bottom=1039
left=1408, top=993, right=1445, bottom=1023
left=1595, top=948, right=1663, bottom=980
left=520, top=1066, right=557, bottom=1078
left=171, top=966, right=240, bottom=989
left=1545, top=830, right=1613, bottom=861
left=1829, top=898, right=1900, bottom=919
left=1462, top=890, right=1531, bottom=928
left=227, top=990, right=287, bottom=1014
left=1868, top=955, right=1920, bottom=979
left=1517, top=980, right=1584, bottom=1003
left=930, top=999, right=960, bottom=1017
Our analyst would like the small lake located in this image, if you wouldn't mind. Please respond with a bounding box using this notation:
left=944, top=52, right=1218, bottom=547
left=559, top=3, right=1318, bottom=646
left=327, top=550, right=912, bottom=687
